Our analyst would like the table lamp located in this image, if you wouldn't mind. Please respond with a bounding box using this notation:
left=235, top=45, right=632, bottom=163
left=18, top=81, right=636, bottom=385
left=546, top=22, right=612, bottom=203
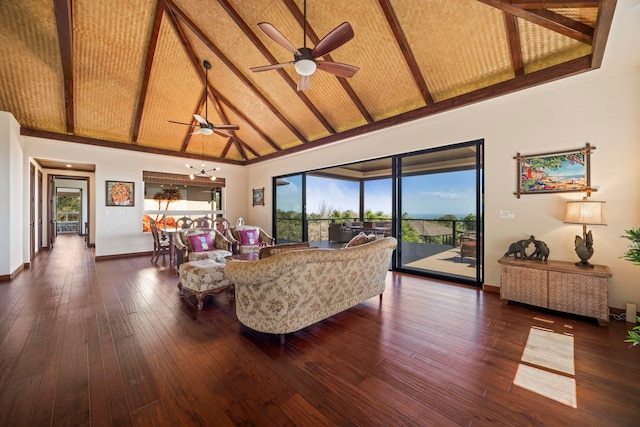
left=563, top=200, right=606, bottom=268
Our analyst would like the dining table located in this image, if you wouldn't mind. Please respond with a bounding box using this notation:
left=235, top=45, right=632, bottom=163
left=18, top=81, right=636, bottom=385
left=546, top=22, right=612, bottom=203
left=161, top=227, right=180, bottom=268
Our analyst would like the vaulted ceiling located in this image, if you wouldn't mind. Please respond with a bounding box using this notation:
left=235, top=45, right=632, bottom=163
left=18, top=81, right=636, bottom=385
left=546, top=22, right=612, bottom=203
left=0, top=0, right=616, bottom=166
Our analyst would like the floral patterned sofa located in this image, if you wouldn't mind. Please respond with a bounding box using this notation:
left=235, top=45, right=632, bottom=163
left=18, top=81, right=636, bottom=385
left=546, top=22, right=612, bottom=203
left=224, top=236, right=397, bottom=344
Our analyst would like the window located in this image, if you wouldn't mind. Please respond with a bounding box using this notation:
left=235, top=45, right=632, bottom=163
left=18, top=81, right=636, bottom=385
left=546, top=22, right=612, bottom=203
left=142, top=171, right=224, bottom=232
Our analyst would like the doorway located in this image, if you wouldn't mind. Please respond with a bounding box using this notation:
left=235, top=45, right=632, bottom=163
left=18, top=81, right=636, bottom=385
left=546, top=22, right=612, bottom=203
left=47, top=175, right=91, bottom=249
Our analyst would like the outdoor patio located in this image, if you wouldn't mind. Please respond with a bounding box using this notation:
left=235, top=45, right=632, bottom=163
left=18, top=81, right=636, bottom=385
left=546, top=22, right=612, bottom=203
left=310, top=240, right=478, bottom=280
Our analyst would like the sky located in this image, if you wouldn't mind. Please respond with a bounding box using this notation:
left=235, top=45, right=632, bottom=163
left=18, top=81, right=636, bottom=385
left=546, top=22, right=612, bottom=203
left=276, top=170, right=477, bottom=218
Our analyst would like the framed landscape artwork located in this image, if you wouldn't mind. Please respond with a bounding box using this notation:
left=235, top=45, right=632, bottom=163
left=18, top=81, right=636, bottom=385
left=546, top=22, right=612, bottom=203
left=106, top=181, right=135, bottom=206
left=252, top=188, right=264, bottom=206
left=514, top=143, right=595, bottom=198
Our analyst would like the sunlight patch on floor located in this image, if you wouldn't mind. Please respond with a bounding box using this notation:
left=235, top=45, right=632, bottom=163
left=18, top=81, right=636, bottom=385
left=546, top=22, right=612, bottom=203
left=513, top=326, right=577, bottom=408
left=514, top=364, right=577, bottom=408
left=522, top=327, right=574, bottom=375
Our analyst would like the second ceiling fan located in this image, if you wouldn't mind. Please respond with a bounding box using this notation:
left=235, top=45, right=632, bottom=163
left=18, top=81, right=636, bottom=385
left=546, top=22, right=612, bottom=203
left=168, top=60, right=239, bottom=136
left=251, top=0, right=359, bottom=91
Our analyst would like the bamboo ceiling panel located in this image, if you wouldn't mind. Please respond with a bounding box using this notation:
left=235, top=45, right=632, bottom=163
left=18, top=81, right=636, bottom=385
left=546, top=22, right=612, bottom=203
left=184, top=29, right=331, bottom=143
left=0, top=0, right=66, bottom=133
left=73, top=0, right=155, bottom=143
left=333, top=0, right=426, bottom=121
left=518, top=19, right=592, bottom=74
left=0, top=0, right=615, bottom=165
left=398, top=0, right=514, bottom=102
left=137, top=15, right=205, bottom=151
left=180, top=6, right=337, bottom=143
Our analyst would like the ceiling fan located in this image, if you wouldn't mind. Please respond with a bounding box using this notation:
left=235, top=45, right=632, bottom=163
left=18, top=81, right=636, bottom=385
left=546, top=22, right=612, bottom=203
left=250, top=0, right=359, bottom=91
left=168, top=60, right=239, bottom=136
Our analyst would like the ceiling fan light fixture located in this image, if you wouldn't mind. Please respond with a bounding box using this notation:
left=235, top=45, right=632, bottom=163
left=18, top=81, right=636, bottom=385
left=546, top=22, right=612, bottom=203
left=295, top=58, right=316, bottom=76
left=200, top=127, right=214, bottom=136
left=189, top=174, right=195, bottom=180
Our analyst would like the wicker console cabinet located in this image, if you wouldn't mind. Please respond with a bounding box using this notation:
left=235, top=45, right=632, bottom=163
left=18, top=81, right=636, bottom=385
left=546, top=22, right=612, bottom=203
left=498, top=257, right=612, bottom=325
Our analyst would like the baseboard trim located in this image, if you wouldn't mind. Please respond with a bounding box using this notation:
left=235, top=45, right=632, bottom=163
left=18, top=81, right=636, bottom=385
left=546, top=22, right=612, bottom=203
left=0, top=263, right=26, bottom=282
left=482, top=283, right=500, bottom=293
left=95, top=251, right=153, bottom=261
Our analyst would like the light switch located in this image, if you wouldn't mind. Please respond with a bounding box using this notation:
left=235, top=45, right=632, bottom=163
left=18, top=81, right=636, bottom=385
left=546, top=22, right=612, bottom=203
left=500, top=210, right=515, bottom=219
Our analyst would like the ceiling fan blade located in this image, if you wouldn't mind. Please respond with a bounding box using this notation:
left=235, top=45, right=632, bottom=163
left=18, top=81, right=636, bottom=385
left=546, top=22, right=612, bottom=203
left=297, top=74, right=311, bottom=91
left=257, top=22, right=301, bottom=56
left=193, top=114, right=208, bottom=125
left=311, top=22, right=354, bottom=58
left=213, top=129, right=233, bottom=138
left=316, top=61, right=359, bottom=78
left=167, top=120, right=195, bottom=126
left=213, top=124, right=240, bottom=130
left=250, top=62, right=292, bottom=73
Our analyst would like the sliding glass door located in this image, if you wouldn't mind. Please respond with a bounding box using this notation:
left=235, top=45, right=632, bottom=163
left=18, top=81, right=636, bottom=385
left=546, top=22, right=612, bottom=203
left=273, top=174, right=305, bottom=243
left=397, top=142, right=483, bottom=284
left=272, top=139, right=484, bottom=286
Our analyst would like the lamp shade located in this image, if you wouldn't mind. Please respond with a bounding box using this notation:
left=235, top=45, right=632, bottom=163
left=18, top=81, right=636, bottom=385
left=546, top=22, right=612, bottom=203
left=563, top=201, right=606, bottom=225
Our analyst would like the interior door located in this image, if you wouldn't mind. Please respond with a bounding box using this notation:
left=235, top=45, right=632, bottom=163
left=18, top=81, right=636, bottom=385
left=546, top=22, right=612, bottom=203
left=30, top=163, right=35, bottom=260
left=38, top=170, right=43, bottom=250
left=48, top=175, right=56, bottom=249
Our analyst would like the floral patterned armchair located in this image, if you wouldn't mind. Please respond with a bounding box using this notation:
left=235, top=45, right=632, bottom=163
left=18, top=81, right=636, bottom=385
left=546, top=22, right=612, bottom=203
left=227, top=225, right=275, bottom=254
left=174, top=228, right=234, bottom=268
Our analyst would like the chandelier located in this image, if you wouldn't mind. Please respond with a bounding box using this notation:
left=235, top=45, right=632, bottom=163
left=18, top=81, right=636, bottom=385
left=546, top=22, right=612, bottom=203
left=186, top=137, right=219, bottom=181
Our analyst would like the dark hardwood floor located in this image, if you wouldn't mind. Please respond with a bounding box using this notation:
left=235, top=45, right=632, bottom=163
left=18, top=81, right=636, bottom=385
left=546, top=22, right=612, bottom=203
left=1, top=235, right=638, bottom=426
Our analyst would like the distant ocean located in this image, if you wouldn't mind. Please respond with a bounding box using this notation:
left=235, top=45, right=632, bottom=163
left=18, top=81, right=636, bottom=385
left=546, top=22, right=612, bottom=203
left=408, top=213, right=470, bottom=219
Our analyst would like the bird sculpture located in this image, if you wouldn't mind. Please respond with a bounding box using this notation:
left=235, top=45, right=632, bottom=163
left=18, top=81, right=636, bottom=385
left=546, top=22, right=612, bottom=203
left=574, top=230, right=594, bottom=268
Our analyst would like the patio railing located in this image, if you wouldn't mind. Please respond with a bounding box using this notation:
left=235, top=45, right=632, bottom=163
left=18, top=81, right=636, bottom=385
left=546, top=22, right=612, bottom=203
left=275, top=217, right=477, bottom=246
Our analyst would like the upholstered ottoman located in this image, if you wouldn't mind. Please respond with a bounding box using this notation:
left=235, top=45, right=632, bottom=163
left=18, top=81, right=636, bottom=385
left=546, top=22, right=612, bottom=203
left=178, top=259, right=233, bottom=309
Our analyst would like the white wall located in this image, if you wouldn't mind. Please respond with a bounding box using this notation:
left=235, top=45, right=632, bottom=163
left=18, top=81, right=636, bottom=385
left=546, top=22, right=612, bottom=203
left=243, top=6, right=640, bottom=309
left=0, top=112, right=24, bottom=276
left=20, top=138, right=247, bottom=257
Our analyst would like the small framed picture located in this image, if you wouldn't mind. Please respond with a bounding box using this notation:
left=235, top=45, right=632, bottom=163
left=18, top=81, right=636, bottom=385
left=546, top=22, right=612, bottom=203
left=252, top=187, right=265, bottom=206
left=106, top=181, right=135, bottom=206
left=514, top=143, right=595, bottom=198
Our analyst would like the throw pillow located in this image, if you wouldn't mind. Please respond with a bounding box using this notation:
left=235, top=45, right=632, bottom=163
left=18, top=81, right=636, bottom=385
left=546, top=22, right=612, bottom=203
left=344, top=232, right=368, bottom=248
left=188, top=233, right=212, bottom=252
left=238, top=228, right=259, bottom=246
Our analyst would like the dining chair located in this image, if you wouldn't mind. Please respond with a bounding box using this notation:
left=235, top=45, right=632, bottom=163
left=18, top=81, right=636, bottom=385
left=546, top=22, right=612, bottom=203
left=149, top=218, right=171, bottom=263
left=193, top=217, right=211, bottom=228
left=176, top=216, right=194, bottom=229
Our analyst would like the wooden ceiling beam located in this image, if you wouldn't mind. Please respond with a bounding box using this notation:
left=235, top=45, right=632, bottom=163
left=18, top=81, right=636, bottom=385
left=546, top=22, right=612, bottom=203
left=504, top=12, right=525, bottom=76
left=53, top=0, right=74, bottom=133
left=590, top=0, right=616, bottom=68
left=245, top=56, right=592, bottom=165
left=165, top=0, right=316, bottom=145
left=163, top=0, right=282, bottom=159
left=131, top=1, right=164, bottom=144
left=283, top=0, right=373, bottom=123
left=208, top=95, right=254, bottom=160
left=525, top=8, right=594, bottom=42
left=507, top=0, right=599, bottom=8
left=378, top=0, right=435, bottom=105
left=477, top=0, right=593, bottom=44
left=179, top=91, right=206, bottom=153
left=218, top=0, right=338, bottom=134
left=20, top=128, right=245, bottom=165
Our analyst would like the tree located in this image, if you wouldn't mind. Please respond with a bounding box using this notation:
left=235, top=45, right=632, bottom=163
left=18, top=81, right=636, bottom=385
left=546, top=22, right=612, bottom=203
left=152, top=188, right=182, bottom=221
